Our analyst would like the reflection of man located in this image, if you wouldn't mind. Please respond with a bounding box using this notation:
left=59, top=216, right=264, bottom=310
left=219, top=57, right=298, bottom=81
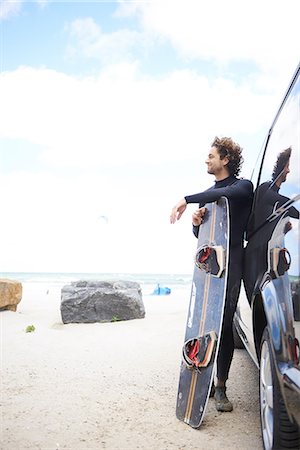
left=247, top=147, right=299, bottom=238
left=245, top=147, right=299, bottom=300
left=170, top=136, right=253, bottom=412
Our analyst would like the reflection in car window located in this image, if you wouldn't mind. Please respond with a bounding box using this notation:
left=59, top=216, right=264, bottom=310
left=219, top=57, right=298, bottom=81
left=245, top=71, right=300, bottom=324
left=259, top=75, right=300, bottom=202
left=249, top=74, right=300, bottom=249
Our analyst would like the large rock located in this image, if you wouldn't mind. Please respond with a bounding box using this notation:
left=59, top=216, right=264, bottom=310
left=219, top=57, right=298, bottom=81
left=0, top=279, right=22, bottom=312
left=60, top=280, right=145, bottom=324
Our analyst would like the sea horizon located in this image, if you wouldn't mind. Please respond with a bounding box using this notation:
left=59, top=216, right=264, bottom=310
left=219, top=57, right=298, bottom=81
left=0, top=271, right=193, bottom=290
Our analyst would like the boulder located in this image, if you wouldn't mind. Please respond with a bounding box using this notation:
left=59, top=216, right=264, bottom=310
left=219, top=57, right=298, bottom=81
left=0, top=279, right=22, bottom=312
left=60, top=280, right=145, bottom=324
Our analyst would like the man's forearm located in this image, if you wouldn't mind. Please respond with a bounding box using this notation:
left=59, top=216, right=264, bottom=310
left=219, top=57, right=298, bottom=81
left=185, top=180, right=253, bottom=205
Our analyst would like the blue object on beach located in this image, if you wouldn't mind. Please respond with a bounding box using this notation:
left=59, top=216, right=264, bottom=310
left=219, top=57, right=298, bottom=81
left=152, top=284, right=171, bottom=295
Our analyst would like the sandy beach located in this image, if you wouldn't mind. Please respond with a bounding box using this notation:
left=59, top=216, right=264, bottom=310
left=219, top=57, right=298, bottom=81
left=1, top=281, right=262, bottom=450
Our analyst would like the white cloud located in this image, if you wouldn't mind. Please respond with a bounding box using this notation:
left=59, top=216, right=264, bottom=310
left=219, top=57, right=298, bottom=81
left=0, top=167, right=197, bottom=273
left=65, top=17, right=150, bottom=65
left=0, top=64, right=275, bottom=172
left=116, top=0, right=300, bottom=82
left=0, top=62, right=285, bottom=273
left=0, top=0, right=23, bottom=20
left=1, top=0, right=299, bottom=273
left=35, top=0, right=49, bottom=8
left=0, top=0, right=49, bottom=20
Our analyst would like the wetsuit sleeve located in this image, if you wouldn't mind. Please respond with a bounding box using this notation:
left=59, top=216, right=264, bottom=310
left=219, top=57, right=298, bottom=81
left=262, top=188, right=299, bottom=219
left=193, top=224, right=199, bottom=238
left=287, top=206, right=298, bottom=219
left=184, top=179, right=253, bottom=204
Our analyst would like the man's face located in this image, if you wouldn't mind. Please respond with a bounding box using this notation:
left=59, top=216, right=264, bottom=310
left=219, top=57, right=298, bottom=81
left=205, top=146, right=228, bottom=175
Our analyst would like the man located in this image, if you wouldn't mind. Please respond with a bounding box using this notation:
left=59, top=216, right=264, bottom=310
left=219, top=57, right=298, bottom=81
left=170, top=136, right=253, bottom=412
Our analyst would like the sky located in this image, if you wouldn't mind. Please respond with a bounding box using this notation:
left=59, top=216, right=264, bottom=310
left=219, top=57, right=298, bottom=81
left=0, top=0, right=299, bottom=274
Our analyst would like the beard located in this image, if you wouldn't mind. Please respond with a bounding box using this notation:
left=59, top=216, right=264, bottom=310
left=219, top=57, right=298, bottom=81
left=207, top=167, right=215, bottom=174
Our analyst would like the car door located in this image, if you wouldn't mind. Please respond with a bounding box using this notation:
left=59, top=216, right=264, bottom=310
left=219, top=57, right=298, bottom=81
left=236, top=64, right=300, bottom=366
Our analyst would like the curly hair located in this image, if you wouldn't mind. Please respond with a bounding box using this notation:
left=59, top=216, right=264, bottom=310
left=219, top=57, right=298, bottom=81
left=272, top=147, right=291, bottom=182
left=211, top=136, right=244, bottom=176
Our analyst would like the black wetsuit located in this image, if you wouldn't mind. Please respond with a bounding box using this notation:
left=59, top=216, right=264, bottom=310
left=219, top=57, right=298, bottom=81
left=185, top=175, right=253, bottom=381
left=244, top=181, right=299, bottom=301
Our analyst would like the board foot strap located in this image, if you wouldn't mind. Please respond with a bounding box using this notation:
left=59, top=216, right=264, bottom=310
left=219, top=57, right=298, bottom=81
left=195, top=245, right=225, bottom=278
left=182, top=331, right=218, bottom=370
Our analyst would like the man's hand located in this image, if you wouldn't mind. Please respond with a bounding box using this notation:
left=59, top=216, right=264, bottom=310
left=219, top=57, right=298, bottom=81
left=192, top=207, right=206, bottom=226
left=170, top=198, right=187, bottom=224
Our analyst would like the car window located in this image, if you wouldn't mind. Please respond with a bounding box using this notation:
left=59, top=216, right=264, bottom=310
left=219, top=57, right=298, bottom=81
left=247, top=74, right=300, bottom=234
left=259, top=72, right=300, bottom=276
left=260, top=76, right=300, bottom=203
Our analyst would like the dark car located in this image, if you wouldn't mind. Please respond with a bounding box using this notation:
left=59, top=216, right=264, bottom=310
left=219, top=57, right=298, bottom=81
left=233, top=62, right=300, bottom=450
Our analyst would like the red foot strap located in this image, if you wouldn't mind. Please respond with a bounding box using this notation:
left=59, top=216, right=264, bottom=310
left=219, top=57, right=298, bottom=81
left=182, top=331, right=217, bottom=369
left=188, top=339, right=199, bottom=362
left=198, top=247, right=212, bottom=263
left=270, top=247, right=291, bottom=278
left=195, top=245, right=225, bottom=278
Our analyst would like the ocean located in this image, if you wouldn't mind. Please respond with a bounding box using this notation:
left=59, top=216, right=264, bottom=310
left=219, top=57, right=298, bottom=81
left=0, top=272, right=192, bottom=294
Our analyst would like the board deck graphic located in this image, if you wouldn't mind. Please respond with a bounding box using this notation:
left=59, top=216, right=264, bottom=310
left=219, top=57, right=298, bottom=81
left=176, top=197, right=230, bottom=428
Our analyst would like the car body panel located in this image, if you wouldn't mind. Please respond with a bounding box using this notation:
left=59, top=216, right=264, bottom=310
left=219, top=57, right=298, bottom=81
left=234, top=61, right=300, bottom=428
